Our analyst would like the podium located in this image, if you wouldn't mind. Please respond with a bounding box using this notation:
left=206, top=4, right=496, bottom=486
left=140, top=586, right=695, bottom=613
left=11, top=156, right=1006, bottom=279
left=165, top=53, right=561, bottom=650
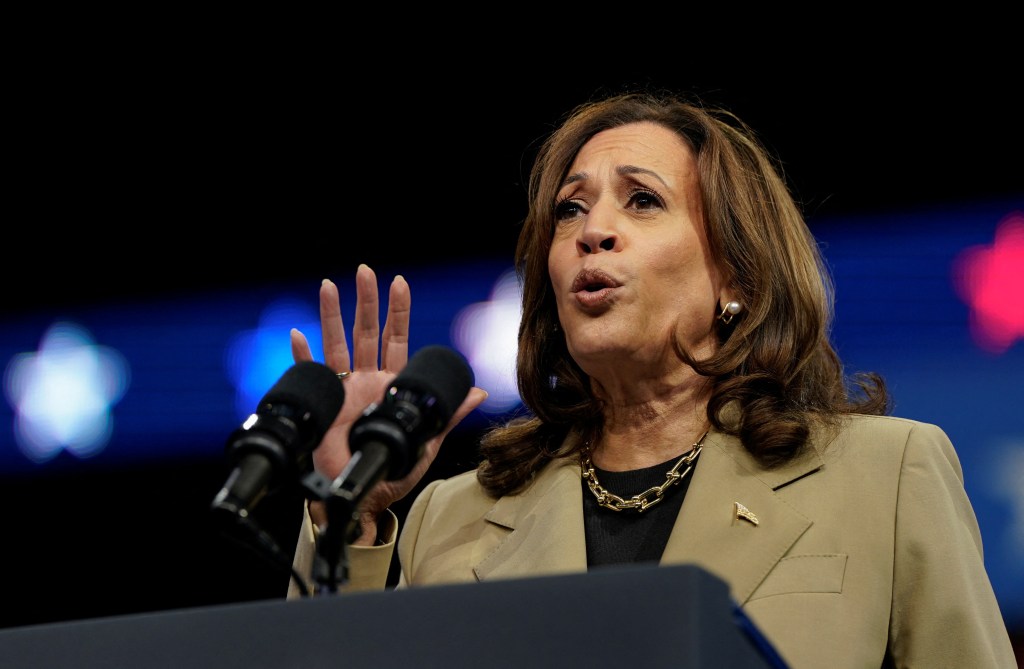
left=0, top=563, right=787, bottom=668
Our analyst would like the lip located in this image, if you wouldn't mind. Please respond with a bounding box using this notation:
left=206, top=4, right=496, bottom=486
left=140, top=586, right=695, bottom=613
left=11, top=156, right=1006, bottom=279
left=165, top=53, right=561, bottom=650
left=570, top=268, right=621, bottom=308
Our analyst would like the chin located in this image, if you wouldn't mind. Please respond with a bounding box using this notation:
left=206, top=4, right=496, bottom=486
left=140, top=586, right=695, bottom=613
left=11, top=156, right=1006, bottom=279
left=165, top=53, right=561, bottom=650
left=565, top=326, right=629, bottom=362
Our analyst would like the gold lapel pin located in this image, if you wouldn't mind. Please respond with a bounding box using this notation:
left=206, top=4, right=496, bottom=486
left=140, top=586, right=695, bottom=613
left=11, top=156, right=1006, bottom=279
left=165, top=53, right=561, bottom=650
left=734, top=501, right=759, bottom=526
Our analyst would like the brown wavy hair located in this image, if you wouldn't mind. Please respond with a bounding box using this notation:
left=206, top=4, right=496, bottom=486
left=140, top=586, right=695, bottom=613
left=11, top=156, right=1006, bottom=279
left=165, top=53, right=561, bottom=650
left=476, top=90, right=889, bottom=498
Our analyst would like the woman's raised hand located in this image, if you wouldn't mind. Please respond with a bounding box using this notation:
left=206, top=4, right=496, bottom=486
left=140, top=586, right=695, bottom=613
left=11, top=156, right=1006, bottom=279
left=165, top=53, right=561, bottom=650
left=290, top=264, right=487, bottom=544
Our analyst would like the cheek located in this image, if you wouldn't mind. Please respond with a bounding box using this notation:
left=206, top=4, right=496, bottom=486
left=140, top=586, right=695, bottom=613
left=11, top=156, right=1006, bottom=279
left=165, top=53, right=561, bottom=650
left=640, top=244, right=717, bottom=317
left=640, top=241, right=700, bottom=287
left=547, top=239, right=574, bottom=293
left=649, top=224, right=714, bottom=283
left=546, top=262, right=565, bottom=317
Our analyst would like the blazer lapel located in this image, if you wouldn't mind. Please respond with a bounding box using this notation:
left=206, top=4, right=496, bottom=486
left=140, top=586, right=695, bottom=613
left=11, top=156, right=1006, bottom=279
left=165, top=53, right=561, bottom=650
left=662, top=431, right=822, bottom=604
left=471, top=428, right=823, bottom=602
left=474, top=457, right=588, bottom=581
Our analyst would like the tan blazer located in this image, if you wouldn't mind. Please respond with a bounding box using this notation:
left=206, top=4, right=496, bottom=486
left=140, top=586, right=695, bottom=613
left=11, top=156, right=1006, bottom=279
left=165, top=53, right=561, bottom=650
left=291, top=414, right=1015, bottom=667
left=391, top=414, right=1016, bottom=668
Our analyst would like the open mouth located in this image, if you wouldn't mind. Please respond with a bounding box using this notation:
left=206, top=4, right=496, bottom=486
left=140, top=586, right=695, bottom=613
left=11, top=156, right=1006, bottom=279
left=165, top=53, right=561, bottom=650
left=570, top=268, right=620, bottom=309
left=571, top=269, right=620, bottom=293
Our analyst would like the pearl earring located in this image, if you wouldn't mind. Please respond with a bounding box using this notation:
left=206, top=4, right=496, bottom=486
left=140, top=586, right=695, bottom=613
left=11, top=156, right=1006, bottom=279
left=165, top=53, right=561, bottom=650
left=717, top=300, right=743, bottom=325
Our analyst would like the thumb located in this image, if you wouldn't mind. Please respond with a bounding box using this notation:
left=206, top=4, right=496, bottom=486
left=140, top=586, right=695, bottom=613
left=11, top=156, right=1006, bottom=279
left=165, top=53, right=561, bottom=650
left=446, top=387, right=489, bottom=432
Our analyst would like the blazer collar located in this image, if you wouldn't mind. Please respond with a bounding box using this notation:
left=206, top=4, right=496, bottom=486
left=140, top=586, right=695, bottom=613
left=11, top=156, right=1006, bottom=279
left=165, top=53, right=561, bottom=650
left=473, top=428, right=823, bottom=603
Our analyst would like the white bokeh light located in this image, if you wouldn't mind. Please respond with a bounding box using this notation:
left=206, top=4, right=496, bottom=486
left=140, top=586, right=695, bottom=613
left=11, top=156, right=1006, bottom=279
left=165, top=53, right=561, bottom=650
left=4, top=321, right=130, bottom=463
left=451, top=267, right=523, bottom=413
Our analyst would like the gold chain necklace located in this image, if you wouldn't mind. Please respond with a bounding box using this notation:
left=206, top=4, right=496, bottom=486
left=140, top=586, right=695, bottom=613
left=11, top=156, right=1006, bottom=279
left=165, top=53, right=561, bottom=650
left=580, top=430, right=708, bottom=513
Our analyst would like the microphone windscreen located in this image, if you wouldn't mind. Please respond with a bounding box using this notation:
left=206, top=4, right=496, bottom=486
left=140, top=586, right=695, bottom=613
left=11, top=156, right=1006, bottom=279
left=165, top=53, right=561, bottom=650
left=260, top=361, right=345, bottom=437
left=394, top=345, right=475, bottom=423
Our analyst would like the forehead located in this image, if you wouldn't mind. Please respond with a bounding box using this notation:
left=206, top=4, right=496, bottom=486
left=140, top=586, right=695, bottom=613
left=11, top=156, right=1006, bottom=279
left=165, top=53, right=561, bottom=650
left=571, top=121, right=693, bottom=173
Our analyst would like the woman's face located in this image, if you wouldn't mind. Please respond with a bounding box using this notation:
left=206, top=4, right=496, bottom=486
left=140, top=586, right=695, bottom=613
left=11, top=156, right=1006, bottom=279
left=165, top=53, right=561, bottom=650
left=547, top=121, right=726, bottom=383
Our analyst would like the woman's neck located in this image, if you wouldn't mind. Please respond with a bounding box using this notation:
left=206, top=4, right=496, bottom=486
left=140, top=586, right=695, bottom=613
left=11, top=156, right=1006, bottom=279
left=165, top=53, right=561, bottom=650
left=592, top=383, right=710, bottom=471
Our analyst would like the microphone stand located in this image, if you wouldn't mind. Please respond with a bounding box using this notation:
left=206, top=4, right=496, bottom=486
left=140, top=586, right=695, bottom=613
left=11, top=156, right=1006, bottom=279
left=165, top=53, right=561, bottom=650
left=300, top=444, right=391, bottom=594
left=299, top=471, right=348, bottom=594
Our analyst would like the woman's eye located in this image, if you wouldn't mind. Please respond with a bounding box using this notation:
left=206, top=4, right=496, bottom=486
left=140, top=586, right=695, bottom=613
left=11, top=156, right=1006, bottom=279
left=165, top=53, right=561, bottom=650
left=554, top=198, right=584, bottom=221
left=630, top=190, right=663, bottom=211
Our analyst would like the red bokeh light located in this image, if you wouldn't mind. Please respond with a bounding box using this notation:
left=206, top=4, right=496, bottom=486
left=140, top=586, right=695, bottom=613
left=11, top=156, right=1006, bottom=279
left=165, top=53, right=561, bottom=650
left=952, top=212, right=1024, bottom=354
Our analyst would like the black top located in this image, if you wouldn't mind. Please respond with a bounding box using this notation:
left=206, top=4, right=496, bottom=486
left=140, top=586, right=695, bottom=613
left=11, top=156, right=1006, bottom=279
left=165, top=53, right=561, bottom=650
left=583, top=453, right=698, bottom=568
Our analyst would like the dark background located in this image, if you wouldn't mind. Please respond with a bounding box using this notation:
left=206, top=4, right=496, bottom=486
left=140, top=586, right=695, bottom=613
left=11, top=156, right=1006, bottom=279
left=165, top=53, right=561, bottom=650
left=10, top=46, right=1024, bottom=314
left=3, top=35, right=1021, bottom=660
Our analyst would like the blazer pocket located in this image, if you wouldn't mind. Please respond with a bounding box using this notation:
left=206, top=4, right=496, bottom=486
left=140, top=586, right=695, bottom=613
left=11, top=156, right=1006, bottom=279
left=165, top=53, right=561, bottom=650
left=748, top=554, right=847, bottom=601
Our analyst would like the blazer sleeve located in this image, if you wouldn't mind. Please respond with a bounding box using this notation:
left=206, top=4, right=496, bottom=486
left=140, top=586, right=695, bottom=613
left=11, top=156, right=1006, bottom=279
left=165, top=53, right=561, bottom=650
left=395, top=477, right=445, bottom=588
left=888, top=421, right=1016, bottom=667
left=286, top=502, right=397, bottom=599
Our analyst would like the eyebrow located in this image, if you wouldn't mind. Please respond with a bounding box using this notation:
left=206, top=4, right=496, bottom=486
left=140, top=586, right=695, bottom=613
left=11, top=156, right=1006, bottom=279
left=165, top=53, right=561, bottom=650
left=562, top=165, right=669, bottom=188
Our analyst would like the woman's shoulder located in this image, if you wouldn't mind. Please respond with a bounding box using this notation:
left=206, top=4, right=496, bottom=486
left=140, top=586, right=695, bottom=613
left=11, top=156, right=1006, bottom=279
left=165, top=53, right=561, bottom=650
left=425, top=467, right=485, bottom=495
left=835, top=413, right=951, bottom=443
left=818, top=413, right=958, bottom=467
left=412, top=467, right=493, bottom=515
left=414, top=455, right=578, bottom=513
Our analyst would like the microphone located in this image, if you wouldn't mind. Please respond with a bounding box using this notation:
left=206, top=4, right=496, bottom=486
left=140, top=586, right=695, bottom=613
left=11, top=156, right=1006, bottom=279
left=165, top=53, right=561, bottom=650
left=334, top=345, right=474, bottom=507
left=315, top=345, right=474, bottom=586
left=211, top=361, right=344, bottom=518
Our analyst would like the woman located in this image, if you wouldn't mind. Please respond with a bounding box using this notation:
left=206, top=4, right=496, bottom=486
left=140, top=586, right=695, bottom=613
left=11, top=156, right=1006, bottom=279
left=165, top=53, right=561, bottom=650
left=288, top=92, right=1016, bottom=667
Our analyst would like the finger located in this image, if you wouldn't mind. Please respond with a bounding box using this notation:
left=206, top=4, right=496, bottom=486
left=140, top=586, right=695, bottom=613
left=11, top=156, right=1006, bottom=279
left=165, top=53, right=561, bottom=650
left=319, top=278, right=351, bottom=373
left=290, top=328, right=314, bottom=363
left=418, top=387, right=489, bottom=462
left=351, top=264, right=381, bottom=372
left=380, top=274, right=411, bottom=373
left=447, top=387, right=489, bottom=432
left=431, top=387, right=489, bottom=448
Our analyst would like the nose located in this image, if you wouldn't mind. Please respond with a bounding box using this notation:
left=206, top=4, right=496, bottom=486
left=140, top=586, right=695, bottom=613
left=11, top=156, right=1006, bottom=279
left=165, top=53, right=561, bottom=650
left=576, top=207, right=620, bottom=255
